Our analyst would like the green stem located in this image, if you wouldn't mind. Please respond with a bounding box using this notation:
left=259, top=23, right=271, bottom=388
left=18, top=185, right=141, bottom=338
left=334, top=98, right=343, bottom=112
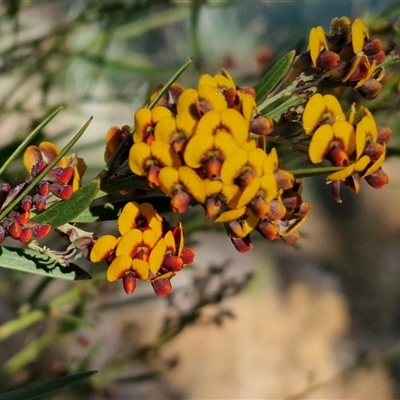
left=289, top=166, right=343, bottom=178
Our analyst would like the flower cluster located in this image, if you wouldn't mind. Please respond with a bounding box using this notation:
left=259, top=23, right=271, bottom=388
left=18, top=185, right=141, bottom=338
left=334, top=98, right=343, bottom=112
left=305, top=17, right=385, bottom=99
left=303, top=93, right=390, bottom=202
left=0, top=142, right=85, bottom=244
left=127, top=70, right=310, bottom=252
left=90, top=201, right=194, bottom=296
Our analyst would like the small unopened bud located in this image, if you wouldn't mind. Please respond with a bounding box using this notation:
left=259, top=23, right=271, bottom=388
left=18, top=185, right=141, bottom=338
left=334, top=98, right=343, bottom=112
left=274, top=169, right=294, bottom=190
left=293, top=202, right=311, bottom=219
left=33, top=194, right=47, bottom=211
left=365, top=168, right=389, bottom=189
left=316, top=50, right=340, bottom=70
left=230, top=236, right=253, bottom=253
left=256, top=219, right=279, bottom=240
left=204, top=158, right=222, bottom=180
left=19, top=227, right=32, bottom=243
left=38, top=181, right=50, bottom=196
left=368, top=50, right=385, bottom=65
left=282, top=191, right=302, bottom=210
left=7, top=220, right=22, bottom=239
left=327, top=146, right=350, bottom=166
left=180, top=247, right=195, bottom=265
left=377, top=126, right=392, bottom=145
left=21, top=196, right=33, bottom=212
left=152, top=278, right=173, bottom=296
left=268, top=199, right=287, bottom=221
left=363, top=39, right=382, bottom=55
left=123, top=273, right=137, bottom=295
left=50, top=183, right=73, bottom=200
left=224, top=88, right=240, bottom=108
left=280, top=230, right=300, bottom=244
left=363, top=141, right=385, bottom=161
left=238, top=86, right=256, bottom=99
left=357, top=78, right=382, bottom=100
left=163, top=255, right=183, bottom=271
left=15, top=211, right=30, bottom=225
left=249, top=197, right=270, bottom=218
left=171, top=190, right=191, bottom=214
left=250, top=115, right=274, bottom=136
left=0, top=183, right=11, bottom=208
left=31, top=160, right=47, bottom=177
left=48, top=166, right=74, bottom=184
left=147, top=165, right=161, bottom=188
left=32, top=223, right=52, bottom=238
left=205, top=196, right=222, bottom=219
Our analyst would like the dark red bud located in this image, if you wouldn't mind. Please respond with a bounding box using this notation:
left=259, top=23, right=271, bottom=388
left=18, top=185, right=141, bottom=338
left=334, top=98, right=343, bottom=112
left=356, top=78, right=382, bottom=100
left=180, top=247, right=195, bottom=265
left=316, top=50, right=340, bottom=70
left=171, top=190, right=192, bottom=214
left=48, top=166, right=74, bottom=184
left=204, top=157, right=222, bottom=180
left=365, top=168, right=389, bottom=189
left=123, top=273, right=137, bottom=295
left=21, top=196, right=33, bottom=212
left=32, top=223, right=52, bottom=238
left=38, top=181, right=50, bottom=196
left=151, top=278, right=173, bottom=296
left=50, top=183, right=73, bottom=200
left=33, top=194, right=46, bottom=211
left=7, top=220, right=22, bottom=239
left=205, top=196, right=222, bottom=219
left=31, top=160, right=47, bottom=177
left=230, top=236, right=253, bottom=253
left=15, top=211, right=30, bottom=225
left=250, top=115, right=274, bottom=136
left=363, top=39, right=382, bottom=55
left=377, top=126, right=392, bottom=145
left=368, top=50, right=385, bottom=65
left=163, top=255, right=183, bottom=271
left=256, top=219, right=280, bottom=240
left=224, top=88, right=240, bottom=108
left=18, top=227, right=32, bottom=243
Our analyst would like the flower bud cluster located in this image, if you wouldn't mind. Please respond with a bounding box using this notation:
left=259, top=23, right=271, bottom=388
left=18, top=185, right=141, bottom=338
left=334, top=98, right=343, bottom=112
left=306, top=17, right=385, bottom=99
left=90, top=201, right=194, bottom=296
left=303, top=93, right=390, bottom=202
left=0, top=141, right=86, bottom=244
left=127, top=70, right=310, bottom=252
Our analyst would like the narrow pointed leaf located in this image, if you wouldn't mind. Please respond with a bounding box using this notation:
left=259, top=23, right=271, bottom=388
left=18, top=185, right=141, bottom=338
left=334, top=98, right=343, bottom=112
left=255, top=50, right=296, bottom=104
left=0, top=370, right=97, bottom=400
left=31, top=178, right=100, bottom=228
left=0, top=246, right=91, bottom=280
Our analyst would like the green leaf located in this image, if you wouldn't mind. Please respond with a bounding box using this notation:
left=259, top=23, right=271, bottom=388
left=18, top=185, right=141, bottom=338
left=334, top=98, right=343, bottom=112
left=0, top=370, right=97, bottom=400
left=0, top=246, right=91, bottom=280
left=72, top=196, right=172, bottom=223
left=254, top=50, right=296, bottom=104
left=31, top=178, right=100, bottom=228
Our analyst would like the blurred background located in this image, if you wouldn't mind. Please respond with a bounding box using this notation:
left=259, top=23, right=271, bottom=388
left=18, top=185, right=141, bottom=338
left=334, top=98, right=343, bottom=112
left=0, top=0, right=400, bottom=399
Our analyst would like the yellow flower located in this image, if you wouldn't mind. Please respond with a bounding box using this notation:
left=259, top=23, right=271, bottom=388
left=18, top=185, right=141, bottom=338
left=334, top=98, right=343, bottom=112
left=302, top=93, right=345, bottom=135
left=128, top=141, right=181, bottom=187
left=308, top=120, right=355, bottom=164
left=158, top=166, right=205, bottom=213
left=117, top=201, right=163, bottom=238
left=133, top=106, right=172, bottom=144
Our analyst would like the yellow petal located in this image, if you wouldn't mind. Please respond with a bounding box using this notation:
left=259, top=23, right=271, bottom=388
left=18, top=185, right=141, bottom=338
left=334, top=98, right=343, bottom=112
left=195, top=110, right=221, bottom=136
left=158, top=167, right=179, bottom=197
left=326, top=164, right=356, bottom=182
left=332, top=120, right=356, bottom=154
left=184, top=133, right=214, bottom=168
left=309, top=124, right=334, bottom=164
left=220, top=108, right=249, bottom=146
left=129, top=142, right=151, bottom=175
left=149, top=238, right=167, bottom=275
left=154, top=116, right=177, bottom=144
left=213, top=131, right=239, bottom=160
left=324, top=94, right=345, bottom=121
left=302, top=93, right=325, bottom=134
left=163, top=230, right=176, bottom=251
left=215, top=207, right=246, bottom=223
left=177, top=88, right=199, bottom=116
left=360, top=115, right=378, bottom=142
left=355, top=122, right=367, bottom=160
left=352, top=18, right=369, bottom=54
left=131, top=258, right=150, bottom=280
left=247, top=148, right=267, bottom=177
left=220, top=148, right=248, bottom=184
left=179, top=166, right=205, bottom=203
left=307, top=26, right=328, bottom=67
left=90, top=235, right=118, bottom=262
left=150, top=140, right=182, bottom=168
left=107, top=254, right=132, bottom=282
left=134, top=108, right=152, bottom=143
left=118, top=202, right=140, bottom=235
left=363, top=148, right=386, bottom=177
left=237, top=177, right=260, bottom=208
left=354, top=155, right=371, bottom=173
left=355, top=61, right=377, bottom=89
left=203, top=179, right=223, bottom=197
left=116, top=229, right=143, bottom=257
left=197, top=84, right=227, bottom=112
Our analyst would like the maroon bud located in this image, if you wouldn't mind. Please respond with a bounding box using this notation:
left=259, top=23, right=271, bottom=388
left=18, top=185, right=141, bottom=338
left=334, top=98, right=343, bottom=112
left=356, top=78, right=382, bottom=100
left=123, top=273, right=137, bottom=295
left=50, top=183, right=73, bottom=200
left=48, top=166, right=74, bottom=184
left=316, top=50, right=340, bottom=70
left=32, top=223, right=52, bottom=238
left=33, top=194, right=46, bottom=211
left=365, top=168, right=389, bottom=189
left=21, top=196, right=33, bottom=212
left=19, top=227, right=32, bottom=243
left=163, top=255, right=183, bottom=271
left=230, top=236, right=253, bottom=253
left=7, top=220, right=22, bottom=239
left=256, top=219, right=280, bottom=240
left=280, top=230, right=300, bottom=244
left=363, top=39, right=382, bottom=55
left=151, top=278, right=173, bottom=296
left=368, top=50, right=385, bottom=65
left=15, top=211, right=30, bottom=225
left=31, top=160, right=47, bottom=177
left=377, top=126, right=392, bottom=145
left=38, top=181, right=50, bottom=196
left=171, top=190, right=191, bottom=214
left=224, top=88, right=240, bottom=108
left=180, top=247, right=195, bottom=265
